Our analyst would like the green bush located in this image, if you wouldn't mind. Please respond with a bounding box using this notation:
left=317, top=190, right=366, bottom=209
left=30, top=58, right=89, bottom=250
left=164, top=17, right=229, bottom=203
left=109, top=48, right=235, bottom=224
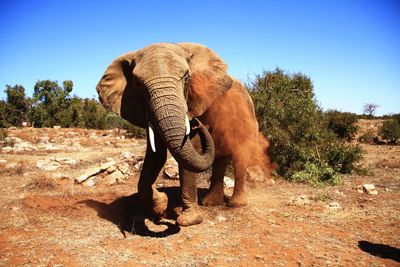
left=248, top=68, right=362, bottom=186
left=379, top=119, right=400, bottom=144
left=325, top=110, right=358, bottom=140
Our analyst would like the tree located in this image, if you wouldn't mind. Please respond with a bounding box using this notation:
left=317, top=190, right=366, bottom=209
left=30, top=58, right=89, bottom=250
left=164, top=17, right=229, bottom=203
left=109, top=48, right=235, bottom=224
left=30, top=80, right=74, bottom=127
left=248, top=68, right=362, bottom=185
left=325, top=110, right=358, bottom=140
left=363, top=103, right=379, bottom=117
left=4, top=85, right=30, bottom=126
left=380, top=119, right=400, bottom=144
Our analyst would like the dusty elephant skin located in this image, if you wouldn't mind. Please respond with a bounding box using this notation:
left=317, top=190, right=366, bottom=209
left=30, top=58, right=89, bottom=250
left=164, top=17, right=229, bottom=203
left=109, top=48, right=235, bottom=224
left=97, top=42, right=270, bottom=226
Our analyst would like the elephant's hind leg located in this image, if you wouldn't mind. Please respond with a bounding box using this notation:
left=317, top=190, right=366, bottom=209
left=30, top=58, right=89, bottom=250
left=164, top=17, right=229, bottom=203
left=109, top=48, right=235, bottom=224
left=202, top=156, right=229, bottom=206
left=227, top=156, right=248, bottom=207
left=138, top=131, right=168, bottom=216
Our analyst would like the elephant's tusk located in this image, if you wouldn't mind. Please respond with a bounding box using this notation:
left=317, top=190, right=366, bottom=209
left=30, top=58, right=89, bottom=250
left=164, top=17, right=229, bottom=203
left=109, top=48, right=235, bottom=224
left=148, top=123, right=156, bottom=153
left=185, top=114, right=191, bottom=135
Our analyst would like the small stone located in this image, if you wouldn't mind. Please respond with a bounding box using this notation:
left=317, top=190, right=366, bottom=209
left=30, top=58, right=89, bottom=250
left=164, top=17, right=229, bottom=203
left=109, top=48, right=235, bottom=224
left=83, top=176, right=97, bottom=187
left=120, top=151, right=135, bottom=162
left=255, top=255, right=264, bottom=261
left=334, top=190, right=346, bottom=198
left=216, top=215, right=227, bottom=222
left=11, top=206, right=21, bottom=212
left=362, top=184, right=378, bottom=195
left=0, top=158, right=7, bottom=164
left=223, top=176, right=235, bottom=188
left=117, top=162, right=131, bottom=175
left=53, top=125, right=61, bottom=129
left=106, top=165, right=117, bottom=173
left=5, top=163, right=17, bottom=169
left=355, top=184, right=378, bottom=195
left=327, top=202, right=341, bottom=210
left=104, top=170, right=125, bottom=185
left=288, top=195, right=310, bottom=206
left=164, top=164, right=179, bottom=180
left=134, top=161, right=143, bottom=171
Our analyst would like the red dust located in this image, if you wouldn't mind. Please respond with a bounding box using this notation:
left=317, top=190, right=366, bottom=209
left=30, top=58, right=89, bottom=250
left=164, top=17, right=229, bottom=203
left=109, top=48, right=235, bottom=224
left=197, top=76, right=272, bottom=178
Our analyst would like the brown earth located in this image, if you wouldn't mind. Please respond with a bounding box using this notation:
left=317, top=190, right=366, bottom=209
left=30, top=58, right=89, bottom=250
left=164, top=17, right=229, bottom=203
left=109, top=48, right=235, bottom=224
left=0, top=127, right=399, bottom=266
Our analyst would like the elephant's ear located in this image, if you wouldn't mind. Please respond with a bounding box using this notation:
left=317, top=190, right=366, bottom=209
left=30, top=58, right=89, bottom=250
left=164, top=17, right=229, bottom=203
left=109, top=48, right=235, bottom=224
left=179, top=43, right=233, bottom=117
left=96, top=51, right=147, bottom=128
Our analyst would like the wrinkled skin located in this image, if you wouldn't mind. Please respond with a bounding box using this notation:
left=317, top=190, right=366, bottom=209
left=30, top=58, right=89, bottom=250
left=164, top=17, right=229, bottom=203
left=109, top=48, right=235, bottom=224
left=97, top=43, right=233, bottom=226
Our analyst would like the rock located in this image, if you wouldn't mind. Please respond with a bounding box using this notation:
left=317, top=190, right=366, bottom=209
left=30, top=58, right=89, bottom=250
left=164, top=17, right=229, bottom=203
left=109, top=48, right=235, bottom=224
left=223, top=176, right=235, bottom=188
left=53, top=125, right=61, bottom=129
left=106, top=165, right=117, bottom=173
left=83, top=176, right=98, bottom=187
left=0, top=158, right=7, bottom=164
left=37, top=158, right=76, bottom=171
left=5, top=163, right=18, bottom=169
left=134, top=161, right=143, bottom=171
left=37, top=160, right=60, bottom=171
left=104, top=170, right=125, bottom=185
left=117, top=162, right=131, bottom=175
left=327, top=202, right=341, bottom=210
left=100, top=160, right=116, bottom=170
left=355, top=184, right=378, bottom=195
left=164, top=165, right=179, bottom=180
left=334, top=190, right=346, bottom=198
left=54, top=158, right=77, bottom=165
left=163, top=158, right=179, bottom=180
left=120, top=151, right=135, bottom=162
left=288, top=195, right=310, bottom=206
left=76, top=166, right=104, bottom=183
left=216, top=215, right=227, bottom=222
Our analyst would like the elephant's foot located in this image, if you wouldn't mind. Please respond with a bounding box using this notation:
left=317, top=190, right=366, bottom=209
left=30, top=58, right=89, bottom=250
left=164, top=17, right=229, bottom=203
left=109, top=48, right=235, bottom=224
left=152, top=191, right=168, bottom=216
left=202, top=191, right=225, bottom=206
left=227, top=193, right=248, bottom=207
left=176, top=207, right=203, bottom=227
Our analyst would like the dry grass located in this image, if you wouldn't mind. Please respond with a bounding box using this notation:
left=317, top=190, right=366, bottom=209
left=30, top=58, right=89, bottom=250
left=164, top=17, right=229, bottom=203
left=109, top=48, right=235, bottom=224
left=24, top=175, right=57, bottom=191
left=0, top=160, right=31, bottom=176
left=375, top=158, right=400, bottom=169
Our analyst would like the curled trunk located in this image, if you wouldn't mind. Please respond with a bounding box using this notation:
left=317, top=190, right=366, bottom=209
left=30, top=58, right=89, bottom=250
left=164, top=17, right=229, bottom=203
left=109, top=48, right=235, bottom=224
left=147, top=78, right=214, bottom=172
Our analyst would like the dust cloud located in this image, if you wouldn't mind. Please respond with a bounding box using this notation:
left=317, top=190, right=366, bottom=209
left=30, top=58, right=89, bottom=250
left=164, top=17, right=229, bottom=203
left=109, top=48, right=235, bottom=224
left=196, top=76, right=272, bottom=177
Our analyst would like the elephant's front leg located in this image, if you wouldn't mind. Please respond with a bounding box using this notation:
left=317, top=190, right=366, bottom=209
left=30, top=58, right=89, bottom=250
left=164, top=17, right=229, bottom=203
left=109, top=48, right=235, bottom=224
left=176, top=132, right=204, bottom=226
left=138, top=130, right=168, bottom=216
left=176, top=166, right=203, bottom=226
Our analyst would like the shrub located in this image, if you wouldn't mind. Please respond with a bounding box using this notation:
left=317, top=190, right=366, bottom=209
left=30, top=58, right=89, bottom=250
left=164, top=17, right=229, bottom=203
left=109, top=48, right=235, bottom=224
left=379, top=119, right=400, bottom=144
left=325, top=110, right=358, bottom=140
left=248, top=68, right=362, bottom=186
left=358, top=131, right=376, bottom=144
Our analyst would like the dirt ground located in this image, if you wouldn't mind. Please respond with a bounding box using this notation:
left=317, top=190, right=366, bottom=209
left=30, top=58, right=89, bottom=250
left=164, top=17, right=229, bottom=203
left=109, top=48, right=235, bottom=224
left=0, top=127, right=399, bottom=266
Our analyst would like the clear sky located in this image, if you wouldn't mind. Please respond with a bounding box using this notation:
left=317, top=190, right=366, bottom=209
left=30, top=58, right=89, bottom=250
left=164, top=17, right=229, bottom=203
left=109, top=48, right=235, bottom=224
left=1, top=0, right=399, bottom=115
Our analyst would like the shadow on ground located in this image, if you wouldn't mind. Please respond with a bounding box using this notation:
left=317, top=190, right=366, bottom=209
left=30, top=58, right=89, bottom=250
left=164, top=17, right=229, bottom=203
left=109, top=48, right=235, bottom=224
left=81, top=187, right=209, bottom=238
left=358, top=241, right=400, bottom=262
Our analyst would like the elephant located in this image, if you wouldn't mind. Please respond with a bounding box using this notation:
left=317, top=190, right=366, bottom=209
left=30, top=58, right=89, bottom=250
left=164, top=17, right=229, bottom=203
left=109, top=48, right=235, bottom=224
left=96, top=42, right=270, bottom=227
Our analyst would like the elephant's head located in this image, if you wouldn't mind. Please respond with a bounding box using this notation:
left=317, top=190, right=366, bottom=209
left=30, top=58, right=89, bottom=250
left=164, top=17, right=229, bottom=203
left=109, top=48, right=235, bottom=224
left=96, top=43, right=233, bottom=172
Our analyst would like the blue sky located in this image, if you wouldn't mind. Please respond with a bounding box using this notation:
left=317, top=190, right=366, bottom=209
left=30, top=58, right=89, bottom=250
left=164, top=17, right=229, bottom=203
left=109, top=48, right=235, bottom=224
left=1, top=0, right=399, bottom=115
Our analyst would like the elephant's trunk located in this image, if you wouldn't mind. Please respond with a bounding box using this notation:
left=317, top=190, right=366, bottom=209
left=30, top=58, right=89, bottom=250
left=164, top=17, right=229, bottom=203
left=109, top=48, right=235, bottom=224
left=146, top=77, right=215, bottom=172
